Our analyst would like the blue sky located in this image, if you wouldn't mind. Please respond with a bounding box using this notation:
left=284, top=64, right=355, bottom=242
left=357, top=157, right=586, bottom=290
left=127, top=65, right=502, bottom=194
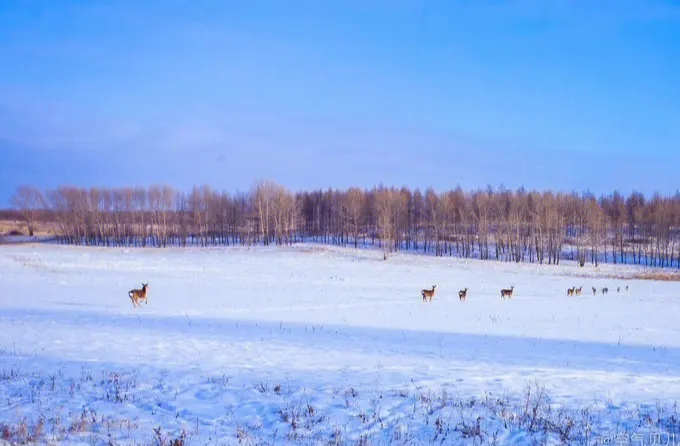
left=1, top=0, right=679, bottom=203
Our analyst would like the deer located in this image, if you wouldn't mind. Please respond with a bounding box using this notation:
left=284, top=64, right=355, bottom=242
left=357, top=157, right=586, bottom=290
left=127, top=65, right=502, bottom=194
left=500, top=286, right=514, bottom=299
left=575, top=286, right=583, bottom=296
left=421, top=285, right=436, bottom=303
left=592, top=286, right=597, bottom=295
left=617, top=286, right=621, bottom=293
left=129, top=283, right=149, bottom=307
left=602, top=287, right=608, bottom=295
left=567, top=287, right=575, bottom=296
left=458, top=288, right=468, bottom=301
left=626, top=285, right=629, bottom=292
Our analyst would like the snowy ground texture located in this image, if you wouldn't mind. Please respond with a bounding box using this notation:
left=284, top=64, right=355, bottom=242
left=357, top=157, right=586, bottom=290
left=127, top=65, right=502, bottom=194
left=2, top=244, right=680, bottom=445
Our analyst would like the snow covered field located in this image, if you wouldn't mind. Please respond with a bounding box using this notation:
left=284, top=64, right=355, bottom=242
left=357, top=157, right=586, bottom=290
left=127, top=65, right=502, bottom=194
left=2, top=244, right=680, bottom=444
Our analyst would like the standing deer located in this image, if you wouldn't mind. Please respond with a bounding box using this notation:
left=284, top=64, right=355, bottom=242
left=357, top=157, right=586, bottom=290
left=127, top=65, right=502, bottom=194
left=500, top=286, right=514, bottom=299
left=129, top=283, right=149, bottom=307
left=602, top=287, right=609, bottom=295
left=421, top=285, right=436, bottom=303
left=592, top=286, right=597, bottom=295
left=575, top=286, right=583, bottom=295
left=626, top=285, right=629, bottom=292
left=617, top=286, right=621, bottom=293
left=567, top=287, right=575, bottom=296
left=458, top=288, right=468, bottom=301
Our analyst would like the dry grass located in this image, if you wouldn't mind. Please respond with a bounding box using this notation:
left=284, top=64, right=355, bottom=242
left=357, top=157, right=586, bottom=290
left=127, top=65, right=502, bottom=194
left=611, top=270, right=680, bottom=282
left=3, top=363, right=680, bottom=445
left=298, top=246, right=329, bottom=254
left=560, top=267, right=680, bottom=282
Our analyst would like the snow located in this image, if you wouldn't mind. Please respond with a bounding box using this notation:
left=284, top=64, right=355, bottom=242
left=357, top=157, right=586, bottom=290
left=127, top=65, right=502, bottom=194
left=1, top=244, right=680, bottom=444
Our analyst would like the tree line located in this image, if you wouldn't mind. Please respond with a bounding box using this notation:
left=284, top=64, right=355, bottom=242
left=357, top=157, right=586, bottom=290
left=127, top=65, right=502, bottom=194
left=8, top=182, right=680, bottom=268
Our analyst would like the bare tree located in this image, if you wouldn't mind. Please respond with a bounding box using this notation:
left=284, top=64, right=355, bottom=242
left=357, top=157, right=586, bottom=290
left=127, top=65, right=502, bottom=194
left=343, top=187, right=364, bottom=248
left=374, top=186, right=406, bottom=260
left=10, top=186, right=44, bottom=236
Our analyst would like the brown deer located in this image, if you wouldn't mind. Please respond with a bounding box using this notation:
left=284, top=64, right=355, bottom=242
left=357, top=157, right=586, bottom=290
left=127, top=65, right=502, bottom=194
left=500, top=286, right=514, bottom=299
left=458, top=288, right=468, bottom=301
left=421, top=285, right=436, bottom=302
left=575, top=286, right=583, bottom=296
left=129, top=283, right=149, bottom=307
left=567, top=287, right=575, bottom=296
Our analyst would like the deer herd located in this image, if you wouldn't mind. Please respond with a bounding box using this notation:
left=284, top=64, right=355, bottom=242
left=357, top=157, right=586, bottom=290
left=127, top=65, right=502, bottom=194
left=125, top=279, right=629, bottom=308
left=420, top=283, right=629, bottom=303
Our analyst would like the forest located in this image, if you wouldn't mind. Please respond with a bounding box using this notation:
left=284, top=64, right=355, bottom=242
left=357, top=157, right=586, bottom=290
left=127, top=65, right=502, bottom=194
left=7, top=182, right=680, bottom=268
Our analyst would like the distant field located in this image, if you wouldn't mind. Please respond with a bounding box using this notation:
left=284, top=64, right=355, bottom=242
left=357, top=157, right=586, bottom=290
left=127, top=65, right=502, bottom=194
left=0, top=219, right=25, bottom=235
left=2, top=244, right=680, bottom=444
left=0, top=218, right=52, bottom=237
